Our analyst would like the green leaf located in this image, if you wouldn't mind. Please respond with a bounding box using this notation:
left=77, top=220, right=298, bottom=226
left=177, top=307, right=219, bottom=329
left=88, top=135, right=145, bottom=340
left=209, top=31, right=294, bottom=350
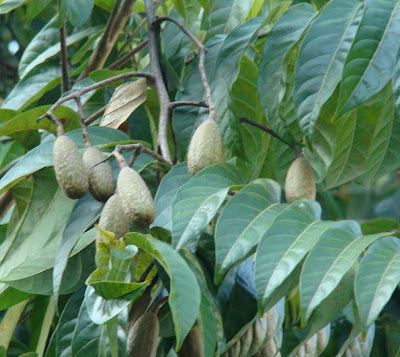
left=355, top=236, right=400, bottom=335
left=0, top=141, right=24, bottom=170
left=88, top=281, right=148, bottom=300
left=0, top=286, right=32, bottom=311
left=211, top=17, right=264, bottom=151
left=361, top=217, right=400, bottom=235
left=258, top=3, right=315, bottom=135
left=19, top=17, right=101, bottom=78
left=173, top=0, right=186, bottom=19
left=336, top=0, right=400, bottom=116
left=60, top=0, right=95, bottom=27
left=255, top=200, right=329, bottom=312
left=300, top=220, right=388, bottom=323
left=126, top=233, right=201, bottom=350
left=26, top=0, right=52, bottom=26
left=152, top=163, right=191, bottom=230
left=2, top=64, right=61, bottom=111
left=0, top=0, right=28, bottom=14
left=294, top=0, right=364, bottom=136
left=53, top=194, right=103, bottom=308
left=214, top=179, right=281, bottom=283
left=172, top=162, right=243, bottom=251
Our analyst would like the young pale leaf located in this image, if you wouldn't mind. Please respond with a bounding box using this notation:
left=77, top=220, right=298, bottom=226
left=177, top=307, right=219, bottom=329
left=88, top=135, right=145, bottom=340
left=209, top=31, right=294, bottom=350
left=172, top=162, right=243, bottom=251
left=151, top=163, right=191, bottom=230
left=126, top=233, right=201, bottom=350
left=294, top=0, right=365, bottom=136
left=336, top=0, right=400, bottom=116
left=258, top=3, right=315, bottom=135
left=100, top=79, right=148, bottom=129
left=300, top=220, right=389, bottom=323
left=214, top=178, right=281, bottom=284
left=355, top=236, right=400, bottom=335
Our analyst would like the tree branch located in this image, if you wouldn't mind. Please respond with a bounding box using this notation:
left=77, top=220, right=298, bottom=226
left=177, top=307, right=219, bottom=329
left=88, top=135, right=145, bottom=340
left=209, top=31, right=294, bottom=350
left=168, top=101, right=208, bottom=111
left=84, top=106, right=107, bottom=125
left=116, top=144, right=171, bottom=166
left=74, top=97, right=91, bottom=147
left=108, top=40, right=148, bottom=70
left=116, top=17, right=147, bottom=57
left=78, top=0, right=136, bottom=80
left=239, top=117, right=300, bottom=154
left=59, top=20, right=70, bottom=93
left=145, top=0, right=173, bottom=165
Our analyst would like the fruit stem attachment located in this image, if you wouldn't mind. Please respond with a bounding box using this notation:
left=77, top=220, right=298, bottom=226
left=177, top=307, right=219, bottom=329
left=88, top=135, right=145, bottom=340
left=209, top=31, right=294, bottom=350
left=153, top=16, right=216, bottom=122
left=112, top=151, right=128, bottom=168
left=74, top=97, right=91, bottom=148
left=150, top=296, right=168, bottom=314
left=116, top=144, right=172, bottom=167
left=239, top=117, right=301, bottom=154
left=40, top=113, right=65, bottom=136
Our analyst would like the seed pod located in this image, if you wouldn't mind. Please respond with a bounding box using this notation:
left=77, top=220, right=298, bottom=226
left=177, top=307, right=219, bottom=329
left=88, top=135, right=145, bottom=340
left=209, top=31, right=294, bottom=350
left=255, top=337, right=281, bottom=357
left=284, top=156, right=316, bottom=203
left=187, top=119, right=223, bottom=176
left=249, top=316, right=268, bottom=355
left=96, top=194, right=130, bottom=244
left=116, top=167, right=155, bottom=226
left=127, top=312, right=159, bottom=357
left=53, top=135, right=89, bottom=199
left=179, top=326, right=204, bottom=357
left=304, top=333, right=318, bottom=356
left=83, top=146, right=114, bottom=201
left=238, top=323, right=253, bottom=357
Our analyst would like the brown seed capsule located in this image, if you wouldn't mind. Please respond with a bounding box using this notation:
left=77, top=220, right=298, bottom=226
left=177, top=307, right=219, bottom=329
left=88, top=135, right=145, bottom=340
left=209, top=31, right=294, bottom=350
left=83, top=146, right=114, bottom=202
left=127, top=312, right=159, bottom=357
left=179, top=325, right=204, bottom=357
left=116, top=167, right=155, bottom=226
left=53, top=135, right=89, bottom=199
left=96, top=194, right=130, bottom=244
left=187, top=119, right=223, bottom=176
left=284, top=156, right=316, bottom=203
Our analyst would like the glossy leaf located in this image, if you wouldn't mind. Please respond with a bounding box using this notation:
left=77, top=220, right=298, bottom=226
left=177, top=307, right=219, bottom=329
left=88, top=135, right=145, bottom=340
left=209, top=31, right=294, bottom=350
left=300, top=220, right=388, bottom=323
left=355, top=236, right=400, bottom=335
left=336, top=0, right=400, bottom=115
left=126, top=233, right=201, bottom=350
left=0, top=141, right=24, bottom=170
left=294, top=0, right=364, bottom=136
left=151, top=163, right=191, bottom=230
left=60, top=0, right=95, bottom=27
left=214, top=178, right=281, bottom=283
left=258, top=4, right=315, bottom=135
left=172, top=162, right=243, bottom=251
left=0, top=0, right=28, bottom=14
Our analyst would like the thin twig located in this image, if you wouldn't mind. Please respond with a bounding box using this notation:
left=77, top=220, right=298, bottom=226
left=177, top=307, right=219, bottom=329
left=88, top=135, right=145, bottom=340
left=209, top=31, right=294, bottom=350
left=168, top=101, right=208, bottom=111
left=0, top=160, right=19, bottom=179
left=0, top=191, right=13, bottom=222
left=116, top=17, right=147, bottom=57
left=116, top=144, right=171, bottom=166
left=139, top=261, right=155, bottom=282
left=150, top=296, right=168, bottom=314
left=84, top=106, right=107, bottom=125
left=74, top=97, right=91, bottom=147
left=154, top=16, right=216, bottom=122
left=59, top=20, right=70, bottom=93
left=108, top=40, right=148, bottom=70
left=145, top=0, right=173, bottom=165
left=239, top=117, right=299, bottom=153
left=128, top=147, right=142, bottom=167
left=37, top=71, right=154, bottom=123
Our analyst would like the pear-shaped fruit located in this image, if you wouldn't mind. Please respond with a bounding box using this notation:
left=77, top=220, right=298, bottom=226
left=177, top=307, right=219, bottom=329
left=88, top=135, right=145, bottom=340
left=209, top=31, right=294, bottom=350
left=53, top=135, right=89, bottom=199
left=284, top=157, right=316, bottom=203
left=187, top=119, right=222, bottom=176
left=116, top=167, right=155, bottom=226
left=127, top=312, right=159, bottom=357
left=83, top=146, right=114, bottom=201
left=96, top=193, right=130, bottom=244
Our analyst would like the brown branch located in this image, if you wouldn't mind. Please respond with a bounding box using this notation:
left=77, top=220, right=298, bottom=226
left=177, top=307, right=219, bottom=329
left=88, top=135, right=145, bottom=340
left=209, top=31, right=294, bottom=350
left=84, top=106, right=107, bottom=125
left=37, top=71, right=154, bottom=123
left=0, top=160, right=19, bottom=179
left=168, top=101, right=208, bottom=111
left=74, top=97, right=91, bottom=147
left=154, top=16, right=216, bottom=122
left=145, top=0, right=173, bottom=165
left=116, top=144, right=171, bottom=166
left=59, top=20, right=70, bottom=93
left=108, top=40, right=148, bottom=70
left=0, top=191, right=13, bottom=222
left=139, top=261, right=155, bottom=282
left=239, top=117, right=300, bottom=154
left=78, top=0, right=136, bottom=80
left=150, top=296, right=168, bottom=314
left=116, top=17, right=147, bottom=57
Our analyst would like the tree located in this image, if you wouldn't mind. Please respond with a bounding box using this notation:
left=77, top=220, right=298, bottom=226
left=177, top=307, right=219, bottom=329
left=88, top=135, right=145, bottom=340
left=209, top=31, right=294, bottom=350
left=0, top=0, right=399, bottom=356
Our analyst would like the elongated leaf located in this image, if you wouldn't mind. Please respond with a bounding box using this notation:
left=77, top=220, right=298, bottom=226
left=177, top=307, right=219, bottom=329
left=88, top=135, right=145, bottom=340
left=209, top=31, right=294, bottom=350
left=19, top=17, right=101, bottom=78
left=172, top=163, right=243, bottom=251
left=211, top=17, right=264, bottom=150
left=214, top=179, right=281, bottom=283
left=151, top=163, right=191, bottom=230
left=336, top=0, right=400, bottom=115
left=126, top=233, right=201, bottom=350
left=0, top=0, right=28, bottom=13
left=258, top=4, right=315, bottom=135
left=53, top=194, right=103, bottom=308
left=0, top=141, right=24, bottom=169
left=300, top=220, right=388, bottom=323
left=294, top=0, right=364, bottom=136
left=355, top=236, right=400, bottom=335
left=255, top=201, right=330, bottom=312
left=2, top=64, right=61, bottom=111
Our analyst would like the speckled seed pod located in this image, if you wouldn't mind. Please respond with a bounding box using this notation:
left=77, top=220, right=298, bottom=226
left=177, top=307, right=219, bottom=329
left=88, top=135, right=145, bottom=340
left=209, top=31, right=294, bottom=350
left=127, top=312, right=159, bottom=357
left=83, top=146, right=115, bottom=201
left=284, top=156, right=316, bottom=203
left=187, top=119, right=223, bottom=176
left=53, top=135, right=89, bottom=199
left=116, top=167, right=155, bottom=226
left=96, top=194, right=130, bottom=244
